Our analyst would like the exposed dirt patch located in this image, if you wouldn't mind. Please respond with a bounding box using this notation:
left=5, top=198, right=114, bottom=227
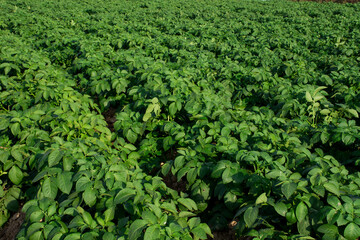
left=102, top=107, right=117, bottom=132
left=164, top=147, right=178, bottom=161
left=0, top=206, right=25, bottom=240
left=163, top=173, right=187, bottom=193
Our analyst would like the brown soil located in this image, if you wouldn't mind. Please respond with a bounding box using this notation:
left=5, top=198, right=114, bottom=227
left=102, top=107, right=117, bottom=132
left=0, top=206, right=25, bottom=240
left=163, top=173, right=188, bottom=193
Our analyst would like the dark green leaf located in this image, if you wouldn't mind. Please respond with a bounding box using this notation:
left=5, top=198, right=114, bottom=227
left=128, top=219, right=147, bottom=240
left=114, top=188, right=136, bottom=204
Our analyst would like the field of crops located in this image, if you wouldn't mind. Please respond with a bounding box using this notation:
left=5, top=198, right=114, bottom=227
left=1, top=0, right=360, bottom=239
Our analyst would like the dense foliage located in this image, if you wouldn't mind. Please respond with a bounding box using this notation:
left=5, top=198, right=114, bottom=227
left=1, top=0, right=360, bottom=239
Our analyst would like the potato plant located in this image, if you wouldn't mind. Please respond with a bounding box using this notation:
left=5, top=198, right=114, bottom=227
left=1, top=0, right=360, bottom=239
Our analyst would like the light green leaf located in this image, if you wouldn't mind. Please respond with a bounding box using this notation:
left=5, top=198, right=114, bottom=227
left=42, top=178, right=58, bottom=199
left=11, top=123, right=20, bottom=136
left=255, top=193, right=267, bottom=205
left=9, top=165, right=23, bottom=185
left=83, top=187, right=97, bottom=207
left=324, top=182, right=340, bottom=196
left=169, top=102, right=177, bottom=116
left=274, top=202, right=287, bottom=217
left=178, top=198, right=198, bottom=211
left=344, top=223, right=360, bottom=240
left=161, top=202, right=178, bottom=214
left=126, top=129, right=137, bottom=144
left=179, top=211, right=196, bottom=218
left=11, top=149, right=22, bottom=162
left=317, top=224, right=338, bottom=235
left=144, top=224, right=160, bottom=240
left=296, top=201, right=308, bottom=222
left=141, top=211, right=157, bottom=225
left=57, top=172, right=73, bottom=194
left=320, top=109, right=331, bottom=115
left=191, top=226, right=207, bottom=239
left=244, top=206, right=259, bottom=228
left=347, top=109, right=359, bottom=118
left=305, top=91, right=313, bottom=102
left=0, top=117, right=10, bottom=130
left=104, top=206, right=115, bottom=223
left=327, top=196, right=341, bottom=209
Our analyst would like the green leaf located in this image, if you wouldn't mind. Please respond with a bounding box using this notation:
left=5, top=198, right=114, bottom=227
left=29, top=230, right=43, bottom=240
left=255, top=193, right=267, bottom=205
left=161, top=202, right=178, bottom=214
left=344, top=223, right=360, bottom=240
left=64, top=233, right=81, bottom=240
left=211, top=161, right=227, bottom=178
left=179, top=211, right=196, bottom=218
left=126, top=129, right=137, bottom=143
left=191, top=226, right=207, bottom=239
left=281, top=182, right=297, bottom=200
left=144, top=224, right=160, bottom=240
left=11, top=149, right=22, bottom=162
left=29, top=210, right=44, bottom=223
left=317, top=224, right=338, bottom=235
left=0, top=117, right=10, bottom=130
left=103, top=232, right=116, bottom=240
left=321, top=131, right=330, bottom=144
left=143, top=112, right=152, bottom=122
left=83, top=187, right=97, bottom=207
left=128, top=219, right=147, bottom=240
left=42, top=178, right=58, bottom=199
left=11, top=122, right=20, bottom=136
left=57, top=172, right=73, bottom=194
left=244, top=206, right=259, bottom=228
left=48, top=149, right=63, bottom=167
left=320, top=109, right=331, bottom=115
left=188, top=217, right=201, bottom=229
left=305, top=91, right=313, bottom=102
left=327, top=196, right=341, bottom=209
left=141, top=211, right=157, bottom=225
left=114, top=188, right=136, bottom=204
left=324, top=182, right=340, bottom=196
left=9, top=165, right=23, bottom=185
left=178, top=198, right=198, bottom=211
left=169, top=102, right=177, bottom=116
left=274, top=202, right=287, bottom=217
left=104, top=206, right=115, bottom=223
left=295, top=201, right=308, bottom=222
left=297, top=218, right=311, bottom=236
left=347, top=109, right=359, bottom=118
left=27, top=222, right=44, bottom=237
left=186, top=168, right=197, bottom=185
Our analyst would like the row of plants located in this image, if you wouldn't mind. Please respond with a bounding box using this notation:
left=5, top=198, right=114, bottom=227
left=1, top=0, right=360, bottom=239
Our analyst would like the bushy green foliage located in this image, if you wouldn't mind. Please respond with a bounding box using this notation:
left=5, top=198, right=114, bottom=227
left=1, top=0, right=360, bottom=239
